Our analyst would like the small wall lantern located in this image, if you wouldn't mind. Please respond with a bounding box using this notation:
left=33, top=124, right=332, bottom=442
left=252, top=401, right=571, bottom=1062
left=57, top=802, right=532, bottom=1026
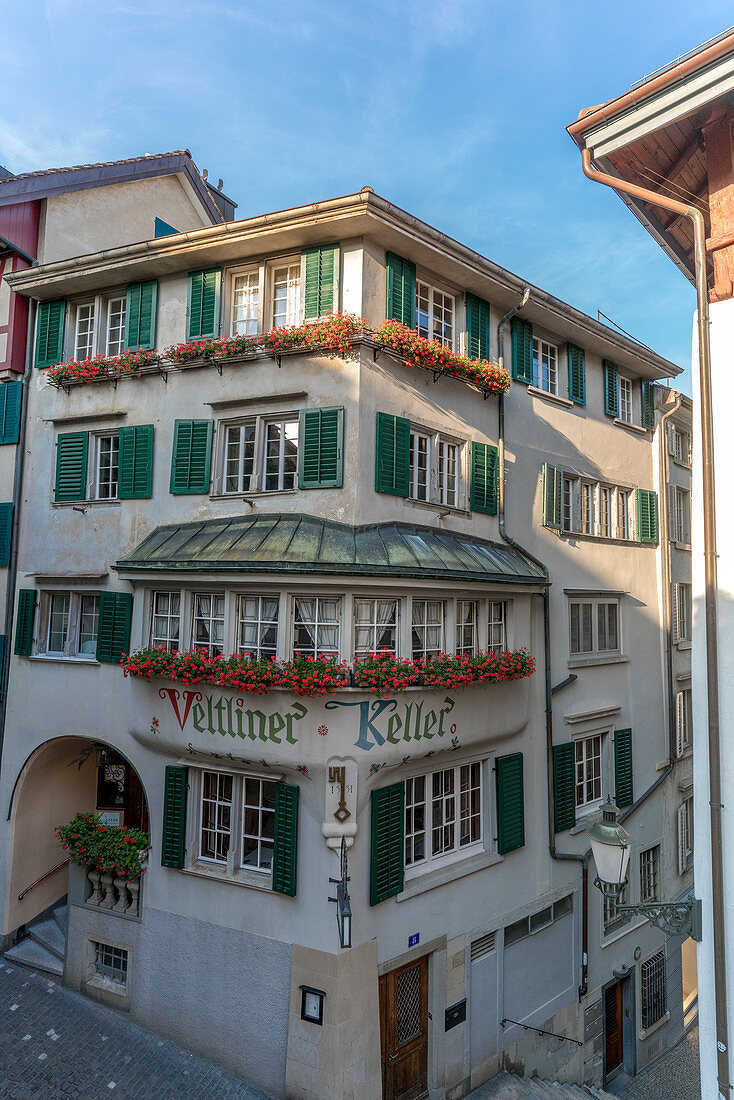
left=300, top=985, right=325, bottom=1026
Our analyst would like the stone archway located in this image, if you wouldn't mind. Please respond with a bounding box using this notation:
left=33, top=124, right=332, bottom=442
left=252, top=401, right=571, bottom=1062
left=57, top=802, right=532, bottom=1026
left=4, top=737, right=149, bottom=936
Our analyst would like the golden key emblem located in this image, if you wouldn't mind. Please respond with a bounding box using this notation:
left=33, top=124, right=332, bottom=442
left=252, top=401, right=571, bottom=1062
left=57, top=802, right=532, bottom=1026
left=328, top=765, right=351, bottom=823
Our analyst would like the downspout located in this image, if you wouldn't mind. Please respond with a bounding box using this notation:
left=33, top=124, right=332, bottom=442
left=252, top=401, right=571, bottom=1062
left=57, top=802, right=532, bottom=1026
left=497, top=289, right=590, bottom=998
left=580, top=148, right=729, bottom=1096
left=659, top=391, right=683, bottom=764
left=0, top=300, right=35, bottom=758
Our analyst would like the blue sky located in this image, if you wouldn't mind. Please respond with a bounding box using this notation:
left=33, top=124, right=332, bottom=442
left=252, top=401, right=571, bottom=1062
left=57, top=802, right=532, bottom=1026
left=4, top=2, right=733, bottom=393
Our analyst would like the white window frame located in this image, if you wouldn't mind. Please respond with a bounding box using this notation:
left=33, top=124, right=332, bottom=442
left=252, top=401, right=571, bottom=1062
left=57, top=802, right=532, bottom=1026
left=672, top=486, right=691, bottom=546
left=218, top=413, right=299, bottom=496
left=678, top=796, right=693, bottom=874
left=241, top=775, right=277, bottom=873
left=532, top=337, right=558, bottom=395
left=190, top=767, right=280, bottom=883
left=404, top=760, right=483, bottom=876
left=353, top=597, right=398, bottom=658
left=574, top=733, right=603, bottom=812
left=561, top=477, right=633, bottom=541
left=618, top=375, right=633, bottom=424
left=199, top=769, right=234, bottom=865
left=411, top=599, right=445, bottom=660
left=191, top=592, right=226, bottom=657
left=670, top=424, right=691, bottom=466
left=416, top=280, right=454, bottom=348
left=456, top=600, right=478, bottom=656
left=149, top=590, right=182, bottom=652
left=237, top=594, right=280, bottom=659
left=487, top=600, right=506, bottom=654
left=36, top=590, right=100, bottom=660
left=408, top=423, right=465, bottom=509
left=292, top=595, right=342, bottom=658
left=230, top=265, right=261, bottom=337
left=269, top=257, right=302, bottom=329
left=74, top=299, right=97, bottom=360
left=88, top=430, right=120, bottom=501
left=640, top=845, right=660, bottom=904
left=672, top=582, right=691, bottom=643
left=604, top=876, right=630, bottom=933
left=676, top=688, right=692, bottom=756
left=569, top=598, right=621, bottom=658
left=105, top=295, right=127, bottom=357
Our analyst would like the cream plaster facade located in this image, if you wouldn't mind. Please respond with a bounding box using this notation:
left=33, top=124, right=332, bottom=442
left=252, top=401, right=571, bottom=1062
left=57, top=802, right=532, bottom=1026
left=0, top=189, right=692, bottom=1098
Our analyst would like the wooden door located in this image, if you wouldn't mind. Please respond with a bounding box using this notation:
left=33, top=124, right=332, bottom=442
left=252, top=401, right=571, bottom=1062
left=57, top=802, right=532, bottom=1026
left=604, top=981, right=624, bottom=1075
left=379, top=956, right=429, bottom=1100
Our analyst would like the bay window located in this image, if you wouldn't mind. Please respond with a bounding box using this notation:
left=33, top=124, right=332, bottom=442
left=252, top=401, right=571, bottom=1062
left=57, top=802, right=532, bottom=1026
left=192, top=593, right=225, bottom=657
left=237, top=595, right=279, bottom=659
left=150, top=591, right=181, bottom=651
left=353, top=598, right=398, bottom=657
left=456, top=600, right=477, bottom=656
left=412, top=600, right=444, bottom=660
left=293, top=597, right=340, bottom=657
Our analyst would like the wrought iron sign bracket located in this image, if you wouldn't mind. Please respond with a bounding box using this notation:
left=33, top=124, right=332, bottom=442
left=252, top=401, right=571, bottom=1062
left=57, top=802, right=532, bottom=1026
left=617, top=897, right=702, bottom=941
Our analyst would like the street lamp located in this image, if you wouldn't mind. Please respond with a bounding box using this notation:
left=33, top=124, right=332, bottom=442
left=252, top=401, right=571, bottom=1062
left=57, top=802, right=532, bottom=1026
left=588, top=798, right=702, bottom=941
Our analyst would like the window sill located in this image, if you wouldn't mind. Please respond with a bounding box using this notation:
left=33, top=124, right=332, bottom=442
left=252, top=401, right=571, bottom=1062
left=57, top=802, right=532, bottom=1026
left=671, top=457, right=691, bottom=471
left=673, top=541, right=692, bottom=552
left=209, top=489, right=296, bottom=502
left=570, top=804, right=603, bottom=835
left=397, top=848, right=502, bottom=901
left=559, top=532, right=642, bottom=547
left=52, top=499, right=121, bottom=509
left=527, top=385, right=573, bottom=408
left=402, top=497, right=471, bottom=518
left=567, top=654, right=629, bottom=669
left=639, top=1011, right=670, bottom=1042
left=614, top=418, right=649, bottom=435
left=180, top=862, right=273, bottom=893
left=675, top=640, right=692, bottom=652
left=28, top=655, right=100, bottom=666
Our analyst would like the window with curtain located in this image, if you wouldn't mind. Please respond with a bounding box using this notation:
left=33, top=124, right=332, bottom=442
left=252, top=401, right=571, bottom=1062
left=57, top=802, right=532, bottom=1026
left=411, top=600, right=444, bottom=660
left=293, top=597, right=341, bottom=657
left=353, top=598, right=397, bottom=657
left=192, top=593, right=225, bottom=657
left=237, top=595, right=279, bottom=659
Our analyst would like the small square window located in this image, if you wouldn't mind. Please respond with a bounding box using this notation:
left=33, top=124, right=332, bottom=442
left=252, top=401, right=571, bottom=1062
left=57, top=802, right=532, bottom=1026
left=93, top=941, right=128, bottom=985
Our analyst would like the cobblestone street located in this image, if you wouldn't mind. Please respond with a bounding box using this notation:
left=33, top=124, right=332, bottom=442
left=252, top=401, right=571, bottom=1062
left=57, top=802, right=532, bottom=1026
left=611, top=1027, right=700, bottom=1100
left=0, top=961, right=272, bottom=1100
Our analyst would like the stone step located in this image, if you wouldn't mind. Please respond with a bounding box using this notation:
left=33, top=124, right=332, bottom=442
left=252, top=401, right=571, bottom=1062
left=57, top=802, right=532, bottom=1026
left=468, top=1072, right=618, bottom=1100
left=4, top=936, right=63, bottom=978
left=29, top=916, right=65, bottom=961
left=53, top=904, right=68, bottom=934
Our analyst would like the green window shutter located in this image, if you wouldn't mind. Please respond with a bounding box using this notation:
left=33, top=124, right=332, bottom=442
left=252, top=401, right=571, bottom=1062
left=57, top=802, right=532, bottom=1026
left=636, top=489, right=659, bottom=544
left=55, top=431, right=88, bottom=503
left=466, top=292, right=491, bottom=361
left=567, top=343, right=586, bottom=405
left=386, top=252, right=416, bottom=328
left=0, top=381, right=22, bottom=445
left=541, top=462, right=562, bottom=529
left=272, top=782, right=299, bottom=896
left=511, top=316, right=533, bottom=383
left=14, top=589, right=36, bottom=656
left=603, top=360, right=618, bottom=417
left=187, top=268, right=221, bottom=340
left=303, top=244, right=339, bottom=320
left=370, top=783, right=404, bottom=905
left=0, top=503, right=12, bottom=567
left=96, top=592, right=133, bottom=664
left=614, top=728, right=634, bottom=808
left=641, top=380, right=655, bottom=429
left=170, top=420, right=213, bottom=495
left=35, top=300, right=66, bottom=369
left=553, top=743, right=576, bottom=832
left=118, top=425, right=154, bottom=499
left=375, top=412, right=410, bottom=496
left=161, top=765, right=188, bottom=868
left=125, top=281, right=158, bottom=351
left=495, top=752, right=525, bottom=854
left=470, top=441, right=498, bottom=515
left=298, top=406, right=344, bottom=489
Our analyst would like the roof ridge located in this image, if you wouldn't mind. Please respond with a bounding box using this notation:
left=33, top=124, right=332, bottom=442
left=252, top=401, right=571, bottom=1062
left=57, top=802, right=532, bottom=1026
left=0, top=150, right=194, bottom=183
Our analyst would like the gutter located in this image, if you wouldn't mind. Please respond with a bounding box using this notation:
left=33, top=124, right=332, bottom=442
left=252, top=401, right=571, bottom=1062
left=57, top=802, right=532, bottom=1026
left=658, top=391, right=683, bottom=763
left=0, top=234, right=36, bottom=266
left=495, top=289, right=590, bottom=998
left=0, top=300, right=35, bottom=758
left=579, top=147, right=730, bottom=1098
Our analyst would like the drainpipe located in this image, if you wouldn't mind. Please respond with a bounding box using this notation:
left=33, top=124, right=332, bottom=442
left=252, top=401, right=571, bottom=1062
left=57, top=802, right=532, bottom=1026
left=658, top=391, right=683, bottom=764
left=580, top=148, right=729, bottom=1097
left=0, top=300, right=35, bottom=759
left=496, top=289, right=590, bottom=997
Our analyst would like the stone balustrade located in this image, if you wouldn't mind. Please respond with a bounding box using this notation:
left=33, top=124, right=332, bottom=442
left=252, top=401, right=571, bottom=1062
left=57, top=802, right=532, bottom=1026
left=86, top=869, right=141, bottom=917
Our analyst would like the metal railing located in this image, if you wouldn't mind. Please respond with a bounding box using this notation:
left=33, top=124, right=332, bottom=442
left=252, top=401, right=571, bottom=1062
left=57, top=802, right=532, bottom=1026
left=18, top=857, right=69, bottom=901
left=500, top=1018, right=583, bottom=1046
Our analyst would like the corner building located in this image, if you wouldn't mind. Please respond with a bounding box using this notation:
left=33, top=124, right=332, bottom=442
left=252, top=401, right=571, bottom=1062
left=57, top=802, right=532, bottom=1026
left=1, top=187, right=692, bottom=1098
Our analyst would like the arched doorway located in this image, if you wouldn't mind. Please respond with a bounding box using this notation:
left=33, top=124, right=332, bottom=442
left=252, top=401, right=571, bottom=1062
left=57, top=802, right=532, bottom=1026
left=5, top=737, right=149, bottom=936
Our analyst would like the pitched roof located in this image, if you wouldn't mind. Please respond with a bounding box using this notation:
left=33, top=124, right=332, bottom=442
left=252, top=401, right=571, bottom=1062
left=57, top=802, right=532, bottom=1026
left=115, top=513, right=547, bottom=585
left=0, top=150, right=231, bottom=224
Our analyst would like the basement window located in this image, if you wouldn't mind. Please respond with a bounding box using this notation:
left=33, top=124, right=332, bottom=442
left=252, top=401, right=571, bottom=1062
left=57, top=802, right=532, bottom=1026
left=93, top=942, right=128, bottom=986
